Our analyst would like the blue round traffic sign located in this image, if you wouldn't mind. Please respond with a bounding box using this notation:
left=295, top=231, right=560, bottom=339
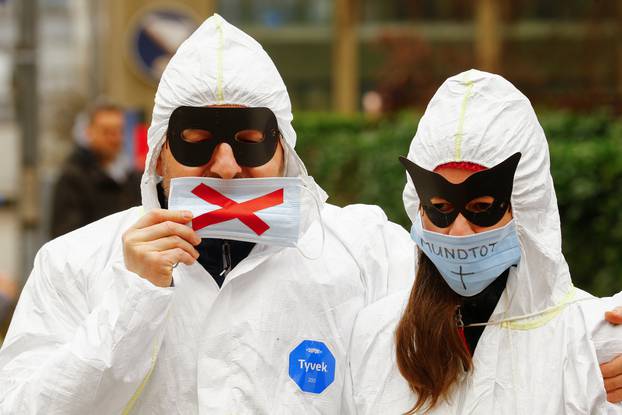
left=128, top=8, right=198, bottom=82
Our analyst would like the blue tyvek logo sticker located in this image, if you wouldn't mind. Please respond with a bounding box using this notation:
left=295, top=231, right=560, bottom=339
left=288, top=340, right=335, bottom=394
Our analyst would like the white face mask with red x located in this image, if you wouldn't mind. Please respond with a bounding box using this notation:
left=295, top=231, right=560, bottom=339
left=168, top=176, right=322, bottom=249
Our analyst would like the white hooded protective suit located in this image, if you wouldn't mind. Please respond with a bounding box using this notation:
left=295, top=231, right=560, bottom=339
left=343, top=70, right=622, bottom=414
left=0, top=15, right=414, bottom=414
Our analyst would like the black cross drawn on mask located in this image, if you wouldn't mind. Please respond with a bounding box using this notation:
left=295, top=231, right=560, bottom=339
left=451, top=265, right=474, bottom=291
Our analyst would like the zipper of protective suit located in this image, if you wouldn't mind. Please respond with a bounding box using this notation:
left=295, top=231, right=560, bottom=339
left=220, top=241, right=232, bottom=277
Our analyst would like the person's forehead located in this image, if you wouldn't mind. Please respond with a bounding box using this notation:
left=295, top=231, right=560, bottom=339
left=433, top=167, right=475, bottom=185
left=92, top=109, right=123, bottom=124
left=432, top=160, right=489, bottom=185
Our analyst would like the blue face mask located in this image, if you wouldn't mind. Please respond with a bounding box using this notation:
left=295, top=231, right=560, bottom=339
left=410, top=214, right=521, bottom=297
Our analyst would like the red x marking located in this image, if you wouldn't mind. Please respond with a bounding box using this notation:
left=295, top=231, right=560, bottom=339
left=191, top=183, right=284, bottom=235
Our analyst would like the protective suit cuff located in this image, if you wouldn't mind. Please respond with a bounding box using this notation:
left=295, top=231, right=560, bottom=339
left=115, top=263, right=176, bottom=293
left=578, top=293, right=622, bottom=364
left=105, top=262, right=175, bottom=333
left=62, top=262, right=174, bottom=378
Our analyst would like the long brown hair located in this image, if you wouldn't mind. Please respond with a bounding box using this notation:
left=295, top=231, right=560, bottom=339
left=395, top=251, right=472, bottom=414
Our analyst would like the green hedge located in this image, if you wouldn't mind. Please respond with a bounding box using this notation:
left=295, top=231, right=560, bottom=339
left=293, top=110, right=622, bottom=297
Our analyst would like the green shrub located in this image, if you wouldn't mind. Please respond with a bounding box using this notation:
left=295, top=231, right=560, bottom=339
left=293, top=110, right=622, bottom=297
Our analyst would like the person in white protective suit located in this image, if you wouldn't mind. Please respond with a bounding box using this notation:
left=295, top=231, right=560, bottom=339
left=0, top=15, right=415, bottom=414
left=343, top=70, right=622, bottom=414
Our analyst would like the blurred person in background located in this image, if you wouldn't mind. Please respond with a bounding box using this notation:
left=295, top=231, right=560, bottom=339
left=50, top=100, right=142, bottom=238
left=0, top=273, right=17, bottom=345
left=0, top=15, right=413, bottom=413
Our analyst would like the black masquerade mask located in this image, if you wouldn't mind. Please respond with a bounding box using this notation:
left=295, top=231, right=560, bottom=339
left=399, top=153, right=522, bottom=228
left=167, top=106, right=280, bottom=167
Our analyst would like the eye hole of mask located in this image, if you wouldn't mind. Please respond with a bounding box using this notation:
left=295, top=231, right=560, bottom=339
left=430, top=197, right=454, bottom=214
left=465, top=196, right=495, bottom=213
left=182, top=129, right=214, bottom=143
left=234, top=129, right=265, bottom=143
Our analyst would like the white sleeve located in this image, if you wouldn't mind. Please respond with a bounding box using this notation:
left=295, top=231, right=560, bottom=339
left=580, top=292, right=622, bottom=364
left=381, top=220, right=416, bottom=295
left=0, top=246, right=174, bottom=414
left=323, top=204, right=416, bottom=305
left=355, top=206, right=414, bottom=304
left=576, top=293, right=622, bottom=413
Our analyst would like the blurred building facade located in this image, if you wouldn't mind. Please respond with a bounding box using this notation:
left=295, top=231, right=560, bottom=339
left=226, top=0, right=622, bottom=113
left=93, top=1, right=622, bottom=119
left=36, top=1, right=622, bottom=129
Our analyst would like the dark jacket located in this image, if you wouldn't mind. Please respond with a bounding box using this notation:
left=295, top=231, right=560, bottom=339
left=50, top=147, right=142, bottom=238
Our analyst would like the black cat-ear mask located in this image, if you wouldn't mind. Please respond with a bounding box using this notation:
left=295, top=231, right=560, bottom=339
left=399, top=153, right=522, bottom=228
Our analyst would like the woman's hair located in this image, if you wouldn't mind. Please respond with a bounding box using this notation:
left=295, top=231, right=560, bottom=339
left=395, top=251, right=472, bottom=414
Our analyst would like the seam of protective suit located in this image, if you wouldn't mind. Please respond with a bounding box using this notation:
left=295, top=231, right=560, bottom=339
left=121, top=332, right=161, bottom=414
left=216, top=16, right=225, bottom=104
left=500, top=286, right=576, bottom=330
left=454, top=74, right=474, bottom=161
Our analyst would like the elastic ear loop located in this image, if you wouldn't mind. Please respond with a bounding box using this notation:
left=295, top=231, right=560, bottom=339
left=280, top=136, right=289, bottom=176
left=294, top=184, right=326, bottom=260
left=464, top=290, right=588, bottom=328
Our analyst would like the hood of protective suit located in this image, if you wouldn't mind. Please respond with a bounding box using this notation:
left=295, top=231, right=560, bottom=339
left=402, top=69, right=572, bottom=318
left=141, top=14, right=316, bottom=210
